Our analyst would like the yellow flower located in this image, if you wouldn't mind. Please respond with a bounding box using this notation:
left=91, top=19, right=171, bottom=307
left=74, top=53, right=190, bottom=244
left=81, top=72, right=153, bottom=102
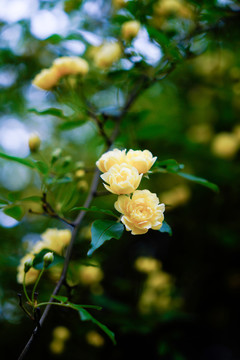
left=121, top=20, right=141, bottom=40
left=126, top=149, right=157, bottom=174
left=53, top=326, right=71, bottom=341
left=53, top=56, right=89, bottom=77
left=93, top=42, right=122, bottom=69
left=96, top=148, right=126, bottom=173
left=134, top=257, right=162, bottom=273
left=211, top=132, right=239, bottom=159
left=39, top=228, right=72, bottom=255
left=112, top=0, right=127, bottom=9
left=115, top=190, right=165, bottom=235
left=17, top=253, right=39, bottom=285
left=86, top=330, right=105, bottom=347
left=32, top=67, right=59, bottom=90
left=101, top=163, right=142, bottom=195
left=78, top=265, right=104, bottom=285
left=28, top=133, right=41, bottom=152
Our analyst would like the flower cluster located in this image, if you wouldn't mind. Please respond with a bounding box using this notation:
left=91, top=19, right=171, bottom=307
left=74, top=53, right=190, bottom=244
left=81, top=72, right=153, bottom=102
left=17, top=228, right=71, bottom=284
left=96, top=149, right=165, bottom=235
left=32, top=56, right=89, bottom=90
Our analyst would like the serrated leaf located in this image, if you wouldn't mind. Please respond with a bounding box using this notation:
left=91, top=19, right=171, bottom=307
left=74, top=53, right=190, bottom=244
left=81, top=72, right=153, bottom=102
left=78, top=308, right=116, bottom=344
left=88, top=220, right=124, bottom=256
left=3, top=205, right=24, bottom=221
left=0, top=152, right=35, bottom=168
left=32, top=249, right=65, bottom=270
left=28, top=107, right=66, bottom=118
left=71, top=206, right=119, bottom=219
left=159, top=221, right=172, bottom=236
left=52, top=295, right=68, bottom=303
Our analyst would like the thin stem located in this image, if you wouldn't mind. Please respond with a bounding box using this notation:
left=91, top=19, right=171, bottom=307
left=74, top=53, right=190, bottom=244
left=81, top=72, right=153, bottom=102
left=23, top=273, right=32, bottom=305
left=31, top=267, right=45, bottom=303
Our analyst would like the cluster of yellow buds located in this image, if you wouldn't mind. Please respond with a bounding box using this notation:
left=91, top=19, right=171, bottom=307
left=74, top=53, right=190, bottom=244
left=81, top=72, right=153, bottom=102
left=17, top=228, right=71, bottom=284
left=96, top=149, right=165, bottom=235
left=32, top=56, right=89, bottom=90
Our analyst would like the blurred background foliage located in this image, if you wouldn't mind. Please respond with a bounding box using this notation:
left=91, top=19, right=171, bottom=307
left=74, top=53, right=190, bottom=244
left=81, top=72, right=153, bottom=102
left=0, top=0, right=240, bottom=359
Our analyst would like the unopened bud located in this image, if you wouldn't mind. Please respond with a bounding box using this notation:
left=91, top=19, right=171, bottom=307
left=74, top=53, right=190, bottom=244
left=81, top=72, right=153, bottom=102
left=28, top=134, right=41, bottom=152
left=24, top=258, right=33, bottom=273
left=62, top=156, right=72, bottom=167
left=43, top=252, right=54, bottom=267
left=51, top=148, right=62, bottom=165
left=75, top=161, right=85, bottom=169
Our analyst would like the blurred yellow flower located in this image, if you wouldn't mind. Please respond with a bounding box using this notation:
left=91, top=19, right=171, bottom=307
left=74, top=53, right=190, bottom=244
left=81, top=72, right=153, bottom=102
left=121, top=20, right=141, bottom=40
left=211, top=132, right=239, bottom=159
left=86, top=330, right=105, bottom=347
left=78, top=264, right=104, bottom=285
left=126, top=149, right=157, bottom=174
left=53, top=56, right=89, bottom=77
left=160, top=184, right=191, bottom=209
left=101, top=163, right=142, bottom=195
left=32, top=67, right=59, bottom=90
left=134, top=256, right=162, bottom=273
left=39, top=228, right=72, bottom=255
left=53, top=326, right=71, bottom=341
left=96, top=148, right=126, bottom=173
left=93, top=42, right=122, bottom=69
left=49, top=339, right=65, bottom=354
left=115, top=190, right=165, bottom=235
left=112, top=0, right=127, bottom=9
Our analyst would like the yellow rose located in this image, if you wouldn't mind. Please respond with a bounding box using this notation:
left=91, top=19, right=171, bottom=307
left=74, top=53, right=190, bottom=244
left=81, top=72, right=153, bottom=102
left=101, top=163, right=142, bottom=195
left=53, top=56, right=89, bottom=77
left=126, top=149, right=157, bottom=174
left=121, top=20, right=141, bottom=40
left=115, top=190, right=165, bottom=234
left=93, top=42, right=122, bottom=69
left=17, top=253, right=39, bottom=285
left=96, top=148, right=126, bottom=173
left=32, top=67, right=59, bottom=90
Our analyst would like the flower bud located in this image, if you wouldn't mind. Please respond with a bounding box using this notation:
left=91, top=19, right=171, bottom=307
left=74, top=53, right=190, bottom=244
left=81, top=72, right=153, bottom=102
left=24, top=258, right=33, bottom=273
left=43, top=252, right=54, bottom=267
left=28, top=134, right=41, bottom=152
left=51, top=148, right=62, bottom=164
left=62, top=156, right=72, bottom=167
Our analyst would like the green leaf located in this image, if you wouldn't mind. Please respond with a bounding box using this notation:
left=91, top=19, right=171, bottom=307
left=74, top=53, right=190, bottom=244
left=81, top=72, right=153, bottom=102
left=68, top=302, right=102, bottom=311
left=52, top=295, right=68, bottom=303
left=88, top=220, right=124, bottom=256
left=0, top=199, right=8, bottom=205
left=155, top=159, right=184, bottom=173
left=159, top=221, right=172, bottom=236
left=3, top=205, right=24, bottom=221
left=32, top=249, right=65, bottom=270
left=28, top=107, right=66, bottom=118
left=78, top=308, right=116, bottom=345
left=8, top=192, right=21, bottom=202
left=71, top=206, right=119, bottom=219
left=0, top=152, right=35, bottom=168
left=175, top=172, right=219, bottom=192
left=58, top=120, right=85, bottom=131
left=33, top=160, right=49, bottom=175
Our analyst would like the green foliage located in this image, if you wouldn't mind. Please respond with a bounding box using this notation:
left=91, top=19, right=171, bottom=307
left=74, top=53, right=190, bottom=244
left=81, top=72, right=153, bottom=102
left=88, top=220, right=125, bottom=256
